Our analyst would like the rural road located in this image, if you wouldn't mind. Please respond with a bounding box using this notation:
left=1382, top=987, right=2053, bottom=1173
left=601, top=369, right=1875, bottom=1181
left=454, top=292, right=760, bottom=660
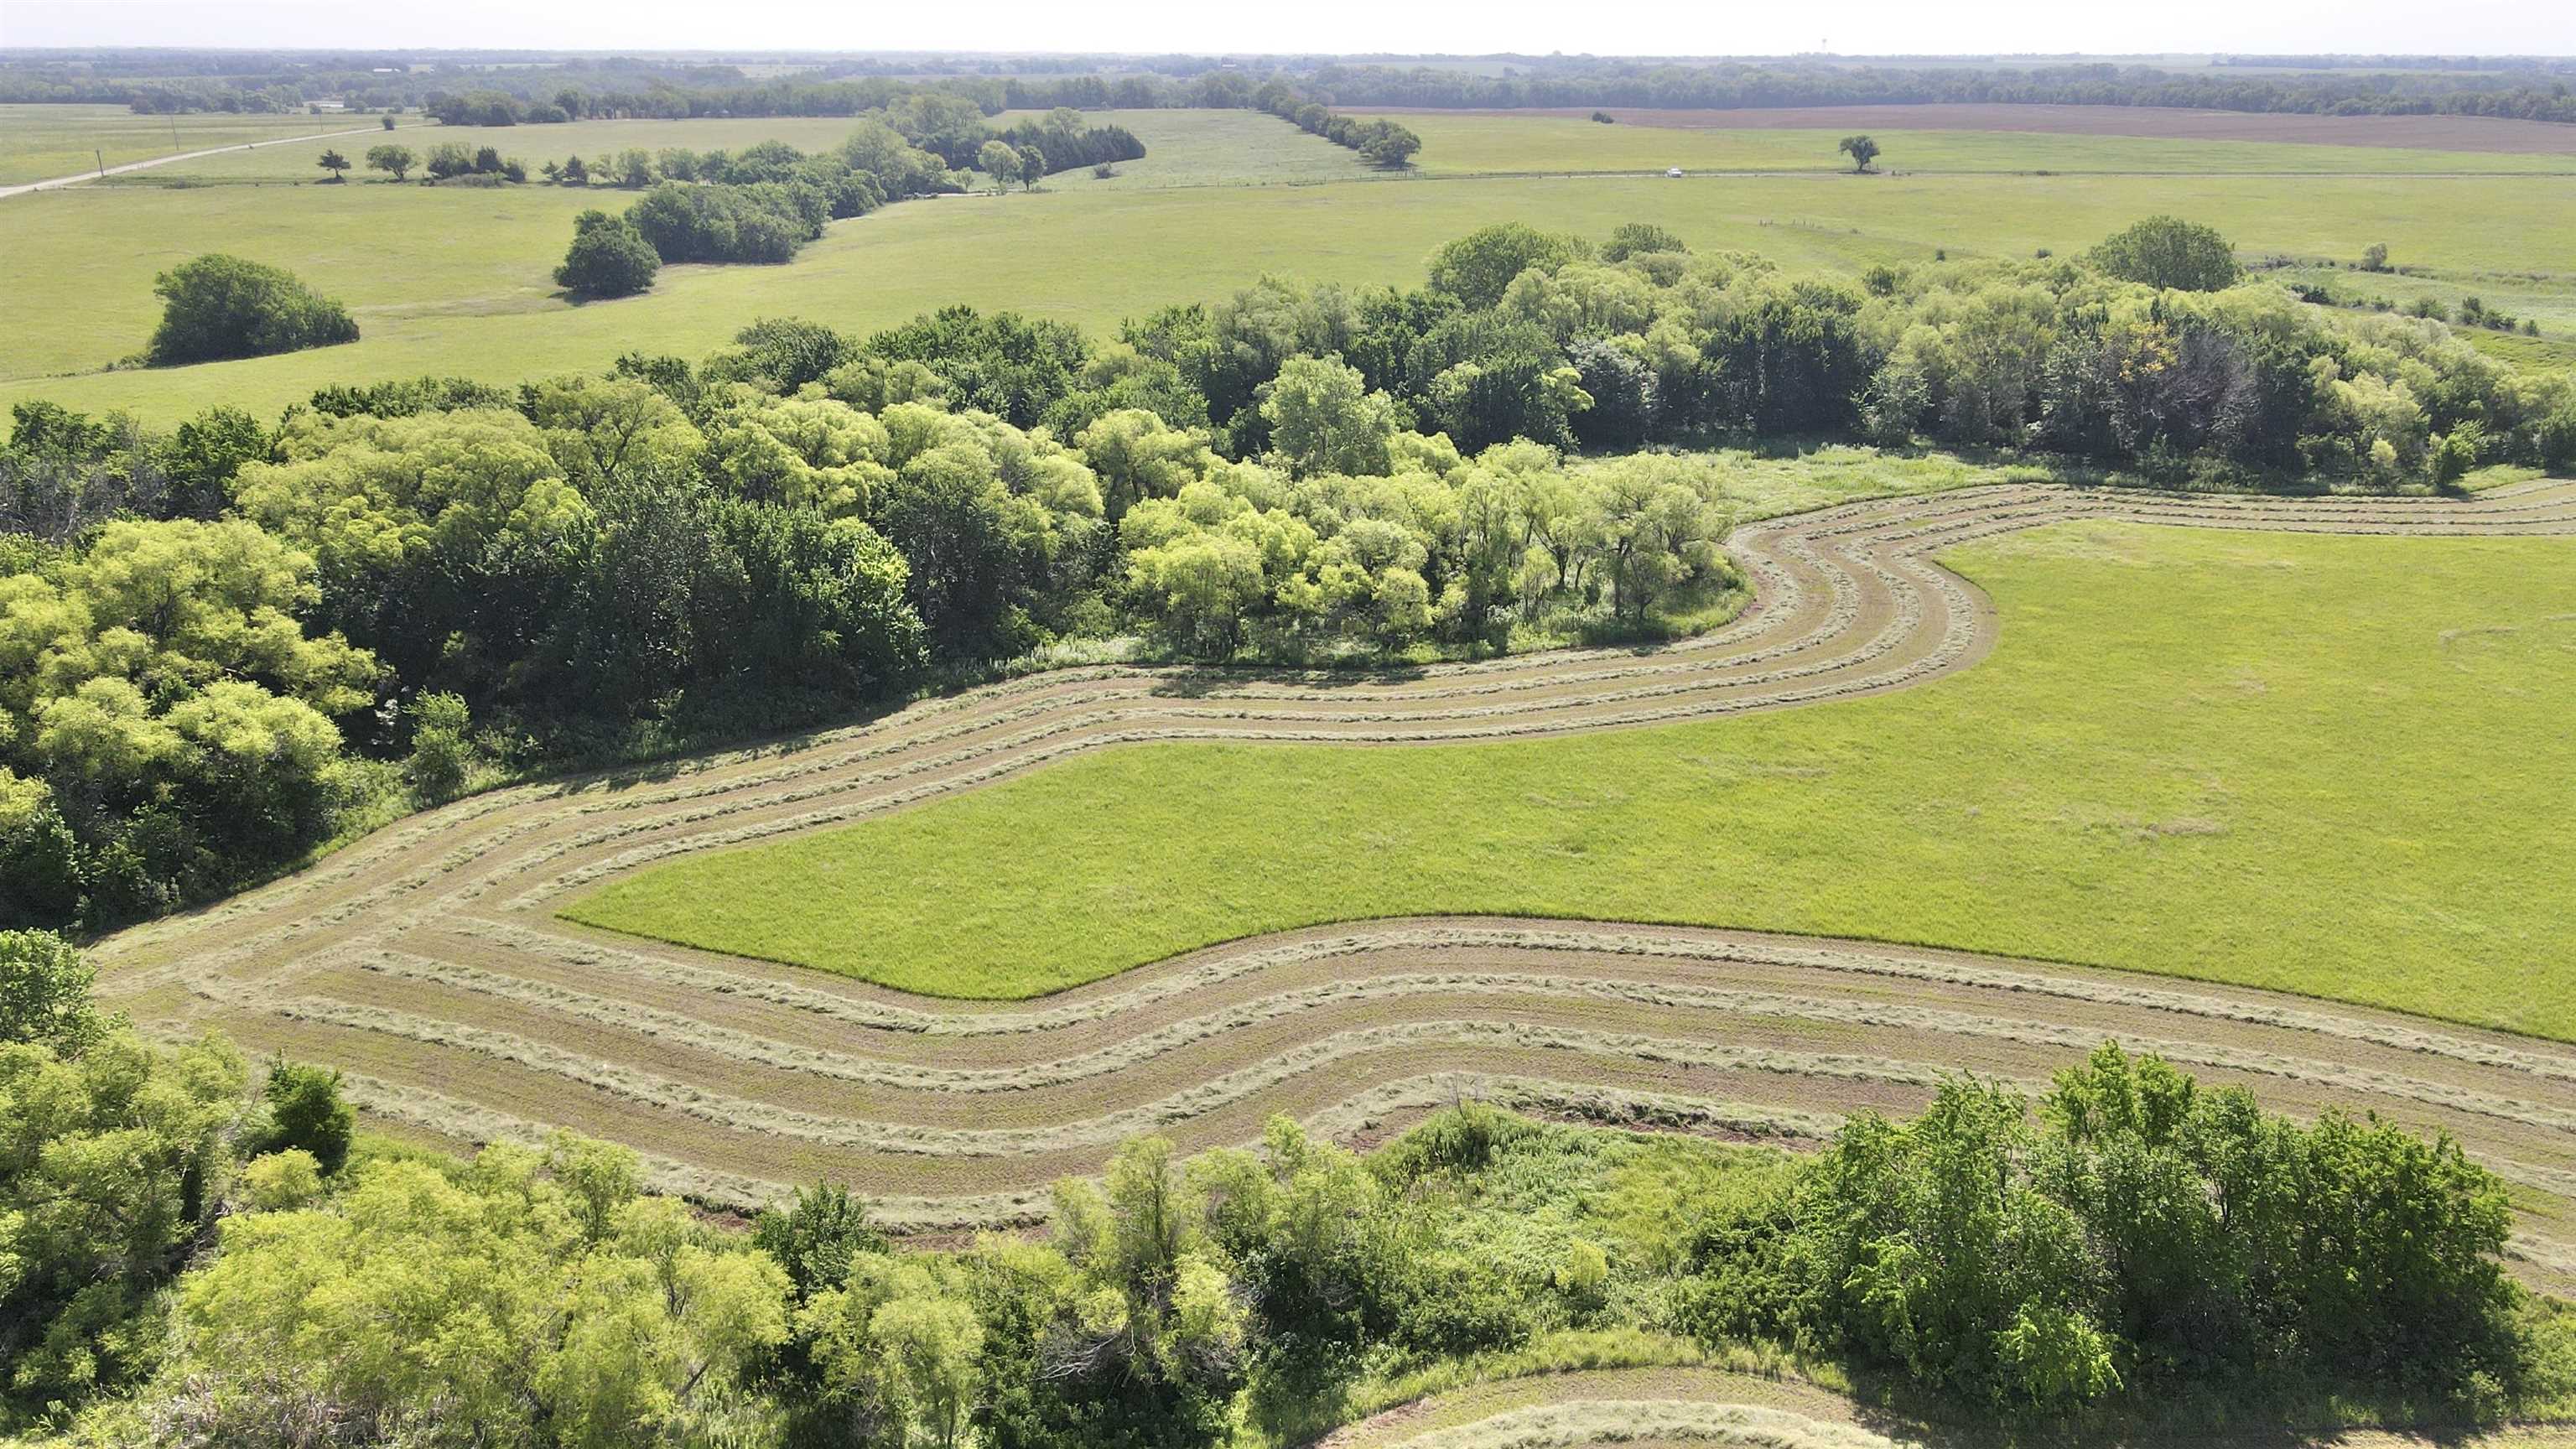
left=0, top=122, right=402, bottom=200
left=90, top=480, right=2576, bottom=1289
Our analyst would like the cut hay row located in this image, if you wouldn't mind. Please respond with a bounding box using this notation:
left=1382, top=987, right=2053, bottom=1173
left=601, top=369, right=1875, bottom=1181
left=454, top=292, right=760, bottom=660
left=1336, top=1400, right=1909, bottom=1449
left=106, top=478, right=2576, bottom=984
left=332, top=944, right=2576, bottom=1140
left=88, top=480, right=2576, bottom=1269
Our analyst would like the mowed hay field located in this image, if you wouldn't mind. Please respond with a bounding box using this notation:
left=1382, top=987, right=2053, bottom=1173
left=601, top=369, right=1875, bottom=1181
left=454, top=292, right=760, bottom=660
left=6, top=106, right=2573, bottom=421
left=569, top=519, right=2576, bottom=1036
left=91, top=485, right=2576, bottom=1270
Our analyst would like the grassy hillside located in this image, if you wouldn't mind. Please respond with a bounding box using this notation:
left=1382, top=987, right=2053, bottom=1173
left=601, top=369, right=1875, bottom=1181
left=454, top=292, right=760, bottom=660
left=567, top=522, right=2576, bottom=1038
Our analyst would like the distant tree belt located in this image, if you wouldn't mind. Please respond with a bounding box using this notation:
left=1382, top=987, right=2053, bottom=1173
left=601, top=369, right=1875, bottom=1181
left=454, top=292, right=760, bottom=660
left=13, top=52, right=2570, bottom=125
left=1283, top=60, right=2576, bottom=124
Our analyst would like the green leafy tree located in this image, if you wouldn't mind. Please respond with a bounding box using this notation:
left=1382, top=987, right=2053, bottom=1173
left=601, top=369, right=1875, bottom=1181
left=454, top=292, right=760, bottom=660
left=2087, top=215, right=2244, bottom=292
left=364, top=143, right=414, bottom=180
left=0, top=927, right=100, bottom=1051
left=554, top=209, right=662, bottom=299
left=977, top=139, right=1023, bottom=193
left=0, top=1024, right=250, bottom=1424
left=1426, top=223, right=1584, bottom=309
left=1838, top=133, right=1881, bottom=172
left=155, top=1140, right=787, bottom=1446
left=144, top=254, right=360, bottom=366
left=316, top=148, right=351, bottom=181
left=1259, top=356, right=1399, bottom=478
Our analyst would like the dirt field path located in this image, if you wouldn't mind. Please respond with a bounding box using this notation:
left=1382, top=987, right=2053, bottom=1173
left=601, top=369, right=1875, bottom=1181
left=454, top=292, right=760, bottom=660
left=1311, top=1364, right=2576, bottom=1447
left=0, top=122, right=395, bottom=200
left=90, top=481, right=2576, bottom=1280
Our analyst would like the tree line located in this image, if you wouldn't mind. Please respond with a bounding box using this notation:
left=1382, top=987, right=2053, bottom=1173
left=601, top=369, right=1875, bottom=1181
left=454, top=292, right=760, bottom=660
left=5, top=937, right=2558, bottom=1445
left=1291, top=58, right=2576, bottom=125
left=18, top=216, right=2576, bottom=932
left=553, top=117, right=1142, bottom=299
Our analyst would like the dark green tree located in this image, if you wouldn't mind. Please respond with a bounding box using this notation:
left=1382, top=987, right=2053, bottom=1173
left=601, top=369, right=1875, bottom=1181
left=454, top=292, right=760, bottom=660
left=144, top=254, right=360, bottom=366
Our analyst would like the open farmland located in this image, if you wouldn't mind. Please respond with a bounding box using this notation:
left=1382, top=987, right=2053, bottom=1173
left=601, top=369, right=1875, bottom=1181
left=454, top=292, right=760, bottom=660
left=1360, top=110, right=2576, bottom=175
left=8, top=174, right=2571, bottom=418
left=88, top=483, right=2576, bottom=1294
left=0, top=101, right=407, bottom=184
left=1394, top=102, right=2576, bottom=153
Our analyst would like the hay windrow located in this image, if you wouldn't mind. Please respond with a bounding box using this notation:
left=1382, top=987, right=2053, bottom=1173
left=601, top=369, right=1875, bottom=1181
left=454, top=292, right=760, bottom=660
left=83, top=480, right=2576, bottom=1262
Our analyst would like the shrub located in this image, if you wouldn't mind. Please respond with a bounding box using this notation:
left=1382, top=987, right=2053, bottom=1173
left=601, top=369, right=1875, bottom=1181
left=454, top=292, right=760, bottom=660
left=403, top=691, right=478, bottom=801
left=143, top=254, right=358, bottom=366
left=247, top=1057, right=355, bottom=1174
left=553, top=209, right=661, bottom=299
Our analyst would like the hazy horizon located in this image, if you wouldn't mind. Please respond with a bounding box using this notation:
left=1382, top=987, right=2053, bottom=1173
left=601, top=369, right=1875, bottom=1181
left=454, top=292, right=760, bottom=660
left=6, top=0, right=2573, bottom=61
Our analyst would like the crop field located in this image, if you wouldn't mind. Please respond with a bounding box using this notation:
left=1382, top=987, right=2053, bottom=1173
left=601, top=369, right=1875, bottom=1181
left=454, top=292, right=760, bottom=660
left=1403, top=102, right=2576, bottom=154
left=91, top=482, right=2576, bottom=1296
left=0, top=101, right=401, bottom=184
left=8, top=169, right=2571, bottom=419
left=1360, top=111, right=2576, bottom=176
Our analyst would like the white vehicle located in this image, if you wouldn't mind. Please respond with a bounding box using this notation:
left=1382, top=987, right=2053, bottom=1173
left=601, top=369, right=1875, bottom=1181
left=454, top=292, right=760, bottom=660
left=1666, top=166, right=1684, bottom=178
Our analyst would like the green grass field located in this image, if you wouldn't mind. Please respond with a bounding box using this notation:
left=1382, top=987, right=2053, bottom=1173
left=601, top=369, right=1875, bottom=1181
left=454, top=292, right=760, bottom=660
left=0, top=102, right=400, bottom=184
left=566, top=522, right=2576, bottom=1040
left=110, top=114, right=941, bottom=184
left=9, top=140, right=2572, bottom=421
left=1362, top=112, right=2576, bottom=177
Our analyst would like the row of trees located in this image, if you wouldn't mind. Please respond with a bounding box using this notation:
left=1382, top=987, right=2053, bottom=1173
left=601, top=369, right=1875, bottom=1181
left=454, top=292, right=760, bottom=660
left=10, top=928, right=2548, bottom=1447
left=552, top=117, right=1140, bottom=299
left=1291, top=58, right=2576, bottom=125
left=1254, top=87, right=1422, bottom=167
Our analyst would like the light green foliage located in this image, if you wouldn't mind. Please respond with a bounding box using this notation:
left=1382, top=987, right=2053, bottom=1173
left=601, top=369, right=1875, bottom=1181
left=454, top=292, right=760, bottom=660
left=1259, top=355, right=1399, bottom=477
left=976, top=139, right=1023, bottom=192
left=153, top=1136, right=787, bottom=1448
left=703, top=390, right=891, bottom=515
left=517, top=373, right=704, bottom=486
left=237, top=1150, right=324, bottom=1212
left=0, top=928, right=101, bottom=1051
left=567, top=524, right=2576, bottom=1037
left=232, top=408, right=593, bottom=595
left=0, top=1024, right=250, bottom=1422
left=0, top=517, right=380, bottom=922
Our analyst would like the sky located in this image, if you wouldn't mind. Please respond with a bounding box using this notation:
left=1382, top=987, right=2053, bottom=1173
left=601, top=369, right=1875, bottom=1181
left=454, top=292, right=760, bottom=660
left=5, top=0, right=2573, bottom=57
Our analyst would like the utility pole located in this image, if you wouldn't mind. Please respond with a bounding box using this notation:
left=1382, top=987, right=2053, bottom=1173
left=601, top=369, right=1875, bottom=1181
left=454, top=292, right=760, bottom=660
left=96, top=148, right=106, bottom=177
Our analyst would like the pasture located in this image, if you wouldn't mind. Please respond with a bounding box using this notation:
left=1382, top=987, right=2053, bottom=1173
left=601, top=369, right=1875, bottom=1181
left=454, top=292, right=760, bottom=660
left=1363, top=111, right=2576, bottom=176
left=7, top=107, right=2572, bottom=421
left=567, top=519, right=2576, bottom=1038
left=0, top=101, right=397, bottom=184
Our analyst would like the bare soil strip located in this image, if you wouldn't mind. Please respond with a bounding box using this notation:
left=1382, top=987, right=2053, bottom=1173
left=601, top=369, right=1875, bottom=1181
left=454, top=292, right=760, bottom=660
left=89, top=482, right=2576, bottom=1282
left=1369, top=104, right=2576, bottom=154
